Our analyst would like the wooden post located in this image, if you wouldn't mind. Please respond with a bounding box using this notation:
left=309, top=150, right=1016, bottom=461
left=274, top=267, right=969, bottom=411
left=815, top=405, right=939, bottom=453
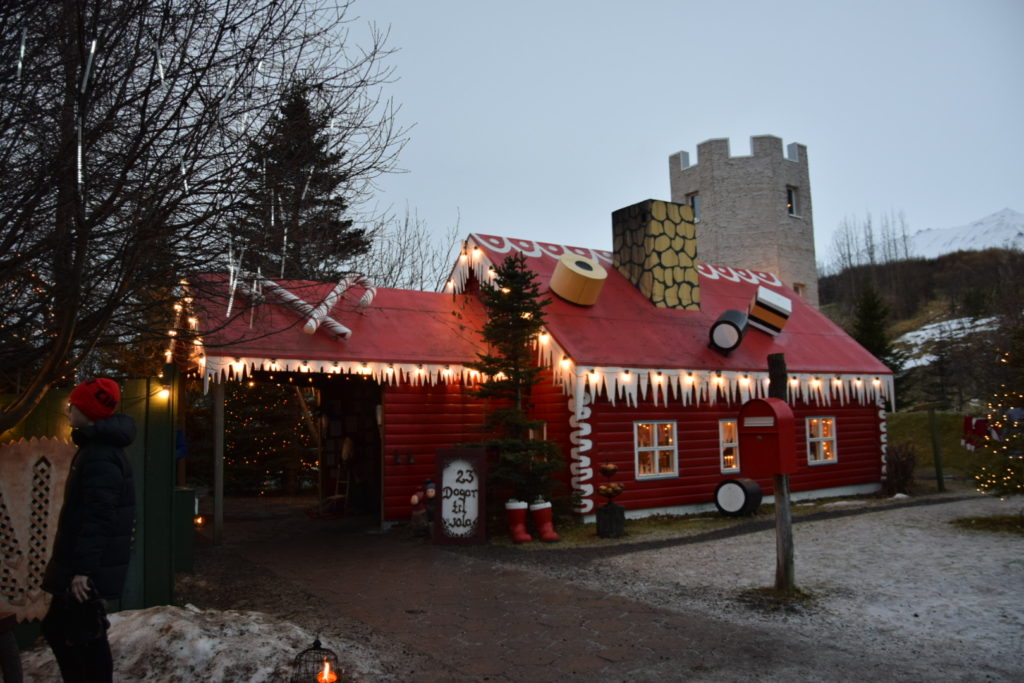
left=928, top=406, right=946, bottom=492
left=911, top=401, right=947, bottom=493
left=767, top=353, right=795, bottom=593
left=213, top=381, right=225, bottom=545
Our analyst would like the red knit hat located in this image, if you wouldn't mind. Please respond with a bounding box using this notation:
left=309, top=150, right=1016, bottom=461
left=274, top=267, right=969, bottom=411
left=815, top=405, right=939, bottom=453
left=69, top=378, right=121, bottom=422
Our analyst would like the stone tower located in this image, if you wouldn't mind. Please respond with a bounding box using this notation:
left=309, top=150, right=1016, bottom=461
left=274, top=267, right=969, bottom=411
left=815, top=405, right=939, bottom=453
left=668, top=135, right=818, bottom=307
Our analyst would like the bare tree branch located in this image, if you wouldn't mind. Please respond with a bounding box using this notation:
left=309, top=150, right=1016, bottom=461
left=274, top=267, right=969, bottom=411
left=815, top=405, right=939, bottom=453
left=0, top=0, right=406, bottom=433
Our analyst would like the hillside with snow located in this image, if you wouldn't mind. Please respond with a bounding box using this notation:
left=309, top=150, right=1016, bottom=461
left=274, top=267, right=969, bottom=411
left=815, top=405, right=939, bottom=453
left=909, top=208, right=1024, bottom=259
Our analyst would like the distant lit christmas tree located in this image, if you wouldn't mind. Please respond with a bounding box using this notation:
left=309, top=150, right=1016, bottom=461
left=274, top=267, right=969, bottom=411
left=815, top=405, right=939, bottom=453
left=223, top=381, right=318, bottom=494
left=974, top=348, right=1024, bottom=499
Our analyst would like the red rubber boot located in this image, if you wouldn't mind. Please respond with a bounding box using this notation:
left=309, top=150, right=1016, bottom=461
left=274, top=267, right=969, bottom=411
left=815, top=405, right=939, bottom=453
left=529, top=500, right=561, bottom=542
left=505, top=500, right=533, bottom=543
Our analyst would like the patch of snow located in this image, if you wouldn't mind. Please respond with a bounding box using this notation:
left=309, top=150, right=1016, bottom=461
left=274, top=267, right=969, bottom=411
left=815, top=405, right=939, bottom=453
left=896, top=316, right=999, bottom=347
left=821, top=500, right=867, bottom=508
left=20, top=606, right=353, bottom=683
left=894, top=315, right=1000, bottom=369
left=592, top=496, right=1023, bottom=679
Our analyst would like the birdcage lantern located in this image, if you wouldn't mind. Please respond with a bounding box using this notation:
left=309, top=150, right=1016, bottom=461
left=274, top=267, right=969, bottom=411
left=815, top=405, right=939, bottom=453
left=290, top=637, right=341, bottom=683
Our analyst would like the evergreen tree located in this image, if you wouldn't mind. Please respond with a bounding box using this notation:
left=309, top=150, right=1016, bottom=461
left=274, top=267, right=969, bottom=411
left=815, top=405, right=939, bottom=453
left=468, top=253, right=564, bottom=503
left=234, top=83, right=370, bottom=280
left=851, top=286, right=902, bottom=372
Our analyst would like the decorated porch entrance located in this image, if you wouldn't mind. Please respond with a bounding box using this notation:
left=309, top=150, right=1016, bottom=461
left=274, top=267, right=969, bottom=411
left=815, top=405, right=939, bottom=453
left=312, top=376, right=382, bottom=519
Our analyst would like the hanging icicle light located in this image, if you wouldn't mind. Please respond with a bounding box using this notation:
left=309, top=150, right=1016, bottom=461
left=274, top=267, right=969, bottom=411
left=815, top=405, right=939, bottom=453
left=155, top=49, right=165, bottom=85
left=80, top=38, right=97, bottom=94
left=17, top=28, right=26, bottom=81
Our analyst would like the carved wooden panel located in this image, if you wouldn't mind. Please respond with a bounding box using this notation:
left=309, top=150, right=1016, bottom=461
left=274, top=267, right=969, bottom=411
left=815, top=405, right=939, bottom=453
left=0, top=437, right=75, bottom=621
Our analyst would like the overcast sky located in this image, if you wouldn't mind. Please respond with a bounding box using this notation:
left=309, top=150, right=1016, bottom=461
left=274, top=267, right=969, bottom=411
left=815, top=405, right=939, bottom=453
left=351, top=0, right=1023, bottom=266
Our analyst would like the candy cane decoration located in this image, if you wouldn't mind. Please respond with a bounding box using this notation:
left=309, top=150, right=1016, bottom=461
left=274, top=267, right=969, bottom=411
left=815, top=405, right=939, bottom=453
left=303, top=277, right=349, bottom=334
left=342, top=273, right=377, bottom=307
left=241, top=272, right=351, bottom=340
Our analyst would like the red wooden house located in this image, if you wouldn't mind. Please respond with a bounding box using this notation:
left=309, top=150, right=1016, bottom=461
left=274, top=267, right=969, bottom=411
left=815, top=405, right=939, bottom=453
left=185, top=199, right=893, bottom=526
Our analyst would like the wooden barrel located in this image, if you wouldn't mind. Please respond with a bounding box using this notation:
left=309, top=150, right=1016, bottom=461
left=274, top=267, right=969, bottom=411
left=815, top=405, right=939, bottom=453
left=714, top=478, right=763, bottom=517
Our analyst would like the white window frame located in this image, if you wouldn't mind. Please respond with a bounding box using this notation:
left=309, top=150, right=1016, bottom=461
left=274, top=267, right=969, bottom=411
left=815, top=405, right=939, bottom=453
left=633, top=420, right=678, bottom=480
left=806, top=416, right=838, bottom=465
left=718, top=419, right=740, bottom=473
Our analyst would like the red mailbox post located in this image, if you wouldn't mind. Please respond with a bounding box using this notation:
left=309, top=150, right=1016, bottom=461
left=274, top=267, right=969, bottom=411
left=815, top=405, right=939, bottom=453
left=738, top=398, right=796, bottom=478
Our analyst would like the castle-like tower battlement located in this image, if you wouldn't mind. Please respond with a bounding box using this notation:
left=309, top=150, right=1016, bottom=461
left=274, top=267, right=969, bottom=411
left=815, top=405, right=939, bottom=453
left=668, top=135, right=818, bottom=306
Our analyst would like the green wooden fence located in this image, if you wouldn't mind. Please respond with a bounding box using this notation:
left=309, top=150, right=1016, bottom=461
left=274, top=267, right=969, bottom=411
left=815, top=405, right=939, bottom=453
left=1, top=377, right=190, bottom=616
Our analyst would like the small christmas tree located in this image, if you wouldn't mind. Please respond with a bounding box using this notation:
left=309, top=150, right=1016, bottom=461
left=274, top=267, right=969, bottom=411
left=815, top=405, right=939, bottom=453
left=222, top=382, right=317, bottom=495
left=468, top=252, right=563, bottom=503
left=974, top=348, right=1024, bottom=499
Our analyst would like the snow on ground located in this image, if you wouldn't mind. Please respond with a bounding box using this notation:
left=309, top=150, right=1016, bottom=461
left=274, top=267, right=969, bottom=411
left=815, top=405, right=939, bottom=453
left=586, top=495, right=1024, bottom=674
left=18, top=495, right=1024, bottom=681
left=20, top=605, right=378, bottom=682
left=894, top=315, right=1000, bottom=369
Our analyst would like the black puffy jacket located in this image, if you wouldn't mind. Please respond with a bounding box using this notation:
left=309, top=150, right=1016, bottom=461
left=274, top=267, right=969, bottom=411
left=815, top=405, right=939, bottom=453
left=43, top=413, right=136, bottom=600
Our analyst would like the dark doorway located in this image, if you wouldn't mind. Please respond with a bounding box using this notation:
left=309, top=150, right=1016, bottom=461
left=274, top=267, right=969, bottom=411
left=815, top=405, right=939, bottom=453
left=318, top=375, right=382, bottom=521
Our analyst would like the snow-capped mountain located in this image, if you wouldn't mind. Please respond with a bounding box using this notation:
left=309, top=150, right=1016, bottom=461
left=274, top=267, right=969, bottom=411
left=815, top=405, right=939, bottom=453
left=909, top=208, right=1024, bottom=259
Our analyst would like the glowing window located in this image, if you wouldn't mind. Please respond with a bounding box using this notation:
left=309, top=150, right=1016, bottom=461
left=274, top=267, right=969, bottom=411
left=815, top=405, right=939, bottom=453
left=634, top=421, right=678, bottom=479
left=786, top=186, right=800, bottom=216
left=719, top=419, right=740, bottom=473
left=806, top=416, right=837, bottom=464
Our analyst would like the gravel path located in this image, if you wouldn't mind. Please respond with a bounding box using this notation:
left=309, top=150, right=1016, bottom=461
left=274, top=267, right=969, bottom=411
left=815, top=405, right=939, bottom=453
left=168, top=491, right=1023, bottom=681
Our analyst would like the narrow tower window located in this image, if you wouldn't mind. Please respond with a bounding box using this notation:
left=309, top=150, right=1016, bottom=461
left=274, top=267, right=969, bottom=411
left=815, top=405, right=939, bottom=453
left=786, top=186, right=799, bottom=216
left=686, top=192, right=701, bottom=222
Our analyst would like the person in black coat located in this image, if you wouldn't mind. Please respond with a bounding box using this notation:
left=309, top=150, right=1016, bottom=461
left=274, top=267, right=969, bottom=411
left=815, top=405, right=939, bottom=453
left=42, top=378, right=136, bottom=683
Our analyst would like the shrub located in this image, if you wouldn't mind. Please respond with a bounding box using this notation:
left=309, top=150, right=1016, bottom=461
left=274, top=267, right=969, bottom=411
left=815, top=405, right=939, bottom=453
left=884, top=441, right=917, bottom=495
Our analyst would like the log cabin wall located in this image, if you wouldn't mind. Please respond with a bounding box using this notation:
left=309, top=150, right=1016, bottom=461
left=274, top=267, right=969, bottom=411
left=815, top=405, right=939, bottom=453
left=380, top=380, right=485, bottom=523
left=527, top=370, right=576, bottom=498
left=570, top=394, right=882, bottom=514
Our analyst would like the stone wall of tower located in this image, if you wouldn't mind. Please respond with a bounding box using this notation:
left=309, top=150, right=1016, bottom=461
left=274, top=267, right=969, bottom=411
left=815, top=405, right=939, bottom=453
left=668, top=135, right=819, bottom=306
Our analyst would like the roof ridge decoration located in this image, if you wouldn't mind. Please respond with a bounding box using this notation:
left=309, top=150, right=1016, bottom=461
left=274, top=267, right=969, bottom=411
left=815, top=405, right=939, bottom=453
left=450, top=234, right=786, bottom=293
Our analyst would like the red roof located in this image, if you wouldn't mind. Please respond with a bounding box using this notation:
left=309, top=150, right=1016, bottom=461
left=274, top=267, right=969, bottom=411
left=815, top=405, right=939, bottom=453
left=187, top=234, right=889, bottom=391
left=191, top=274, right=486, bottom=370
left=464, top=234, right=890, bottom=377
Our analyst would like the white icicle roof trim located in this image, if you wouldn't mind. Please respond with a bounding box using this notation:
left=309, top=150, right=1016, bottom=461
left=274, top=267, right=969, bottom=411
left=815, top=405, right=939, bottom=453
left=201, top=356, right=480, bottom=393
left=535, top=330, right=894, bottom=410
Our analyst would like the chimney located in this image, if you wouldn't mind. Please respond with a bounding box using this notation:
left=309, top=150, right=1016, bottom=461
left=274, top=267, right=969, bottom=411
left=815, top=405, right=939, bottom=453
left=611, top=199, right=699, bottom=309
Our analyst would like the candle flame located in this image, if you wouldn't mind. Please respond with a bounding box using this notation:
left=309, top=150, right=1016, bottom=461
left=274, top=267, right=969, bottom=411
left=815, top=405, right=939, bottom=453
left=317, top=658, right=338, bottom=683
